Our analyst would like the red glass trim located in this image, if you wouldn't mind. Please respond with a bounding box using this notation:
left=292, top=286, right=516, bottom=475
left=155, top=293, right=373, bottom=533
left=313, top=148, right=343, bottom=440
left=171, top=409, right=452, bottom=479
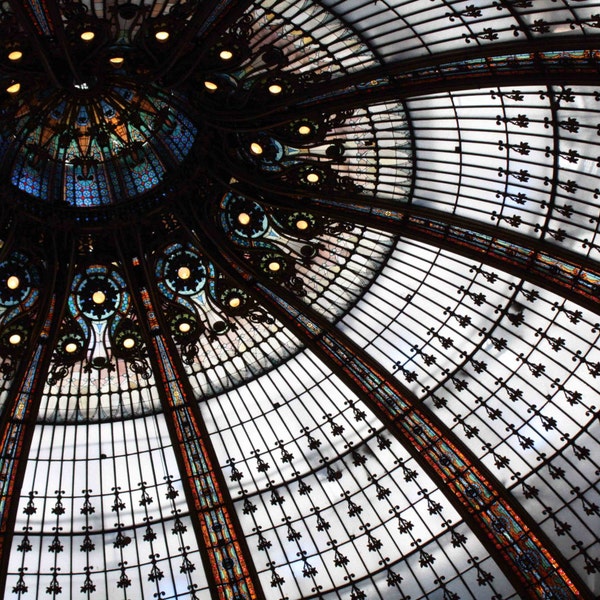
left=260, top=285, right=587, bottom=599
left=140, top=288, right=260, bottom=599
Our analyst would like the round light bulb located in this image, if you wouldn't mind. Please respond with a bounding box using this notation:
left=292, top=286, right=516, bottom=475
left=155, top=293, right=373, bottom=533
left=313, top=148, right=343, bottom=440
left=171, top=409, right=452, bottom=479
left=178, top=322, right=191, bottom=333
left=123, top=337, right=135, bottom=349
left=6, top=82, right=20, bottom=94
left=268, top=261, right=281, bottom=272
left=155, top=30, right=169, bottom=42
left=204, top=80, right=218, bottom=91
left=298, top=125, right=311, bottom=135
left=250, top=142, right=263, bottom=155
left=6, top=275, right=20, bottom=289
left=306, top=172, right=320, bottom=183
left=92, top=290, right=106, bottom=304
left=109, top=56, right=124, bottom=65
left=178, top=266, right=191, bottom=280
left=65, top=342, right=78, bottom=353
left=9, top=333, right=21, bottom=345
left=219, top=49, right=233, bottom=60
left=229, top=296, right=241, bottom=308
left=296, top=219, right=309, bottom=231
left=8, top=50, right=23, bottom=61
left=238, top=212, right=251, bottom=225
left=268, top=83, right=282, bottom=95
left=80, top=30, right=95, bottom=41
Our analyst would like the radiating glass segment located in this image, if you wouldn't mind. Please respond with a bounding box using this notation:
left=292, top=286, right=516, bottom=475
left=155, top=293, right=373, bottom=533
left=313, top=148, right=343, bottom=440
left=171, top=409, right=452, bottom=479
left=340, top=237, right=600, bottom=590
left=8, top=370, right=210, bottom=599
left=202, top=350, right=520, bottom=599
left=408, top=86, right=600, bottom=258
left=0, top=0, right=599, bottom=599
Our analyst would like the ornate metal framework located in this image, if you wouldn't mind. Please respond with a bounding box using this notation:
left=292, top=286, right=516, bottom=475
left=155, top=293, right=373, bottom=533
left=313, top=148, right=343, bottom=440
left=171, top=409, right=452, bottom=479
left=0, top=1, right=599, bottom=599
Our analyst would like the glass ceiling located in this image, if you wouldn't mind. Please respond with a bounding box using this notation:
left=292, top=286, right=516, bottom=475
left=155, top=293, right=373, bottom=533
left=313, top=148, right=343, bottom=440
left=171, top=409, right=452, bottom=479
left=7, top=86, right=197, bottom=207
left=0, top=1, right=599, bottom=599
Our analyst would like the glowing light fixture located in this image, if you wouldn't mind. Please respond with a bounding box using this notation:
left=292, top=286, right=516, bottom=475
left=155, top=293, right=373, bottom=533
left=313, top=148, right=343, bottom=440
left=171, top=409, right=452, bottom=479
left=229, top=296, right=241, bottom=308
left=178, top=322, right=191, bottom=333
left=6, top=82, right=20, bottom=94
left=306, top=172, right=320, bottom=183
left=237, top=212, right=251, bottom=225
left=8, top=50, right=22, bottom=61
left=6, top=275, right=20, bottom=289
left=92, top=291, right=106, bottom=304
left=80, top=30, right=95, bottom=42
left=268, top=261, right=281, bottom=272
left=65, top=342, right=78, bottom=353
left=204, top=80, right=218, bottom=91
left=177, top=266, right=191, bottom=280
left=219, top=50, right=233, bottom=60
left=296, top=219, right=309, bottom=231
left=250, top=142, right=263, bottom=155
left=9, top=333, right=21, bottom=345
left=155, top=30, right=169, bottom=42
left=298, top=125, right=311, bottom=135
left=123, top=337, right=135, bottom=349
left=109, top=56, right=124, bottom=65
left=268, top=84, right=282, bottom=95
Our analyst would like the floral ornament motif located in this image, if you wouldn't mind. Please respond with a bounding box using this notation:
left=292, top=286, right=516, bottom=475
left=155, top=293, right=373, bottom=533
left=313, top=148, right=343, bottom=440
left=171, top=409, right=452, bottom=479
left=48, top=263, right=150, bottom=383
left=214, top=188, right=356, bottom=300
left=154, top=241, right=275, bottom=364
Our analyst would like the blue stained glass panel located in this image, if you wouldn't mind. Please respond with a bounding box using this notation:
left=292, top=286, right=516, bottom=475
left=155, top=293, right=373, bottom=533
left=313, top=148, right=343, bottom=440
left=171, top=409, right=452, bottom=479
left=162, top=115, right=197, bottom=162
left=130, top=152, right=164, bottom=194
left=3, top=87, right=197, bottom=208
left=64, top=165, right=111, bottom=207
left=12, top=156, right=48, bottom=199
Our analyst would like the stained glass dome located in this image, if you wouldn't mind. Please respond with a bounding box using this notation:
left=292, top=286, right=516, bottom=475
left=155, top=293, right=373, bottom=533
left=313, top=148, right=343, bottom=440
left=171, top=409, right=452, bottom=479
left=0, top=1, right=599, bottom=599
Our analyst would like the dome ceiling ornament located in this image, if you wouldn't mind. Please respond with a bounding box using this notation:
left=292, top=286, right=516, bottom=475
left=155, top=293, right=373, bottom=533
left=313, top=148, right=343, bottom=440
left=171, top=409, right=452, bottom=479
left=0, top=1, right=599, bottom=600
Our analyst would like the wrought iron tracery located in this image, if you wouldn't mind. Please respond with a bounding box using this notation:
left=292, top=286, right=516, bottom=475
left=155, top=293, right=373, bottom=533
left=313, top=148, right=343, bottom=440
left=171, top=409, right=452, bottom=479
left=0, top=1, right=599, bottom=599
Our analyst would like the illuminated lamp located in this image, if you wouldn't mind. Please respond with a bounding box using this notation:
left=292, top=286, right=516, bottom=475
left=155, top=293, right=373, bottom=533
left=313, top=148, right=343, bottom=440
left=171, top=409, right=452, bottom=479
left=92, top=291, right=106, bottom=304
left=250, top=142, right=263, bottom=155
left=177, top=266, right=191, bottom=280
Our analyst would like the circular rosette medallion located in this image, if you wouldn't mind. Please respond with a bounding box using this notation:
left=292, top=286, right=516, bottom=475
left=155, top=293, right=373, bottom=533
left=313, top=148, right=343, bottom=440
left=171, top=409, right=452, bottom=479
left=73, top=267, right=128, bottom=321
left=0, top=252, right=40, bottom=308
left=157, top=244, right=209, bottom=297
left=220, top=193, right=269, bottom=241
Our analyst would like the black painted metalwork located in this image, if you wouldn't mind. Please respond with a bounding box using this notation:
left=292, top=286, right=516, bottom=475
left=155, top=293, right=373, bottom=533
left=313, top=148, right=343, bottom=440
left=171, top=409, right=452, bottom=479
left=1, top=1, right=599, bottom=598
